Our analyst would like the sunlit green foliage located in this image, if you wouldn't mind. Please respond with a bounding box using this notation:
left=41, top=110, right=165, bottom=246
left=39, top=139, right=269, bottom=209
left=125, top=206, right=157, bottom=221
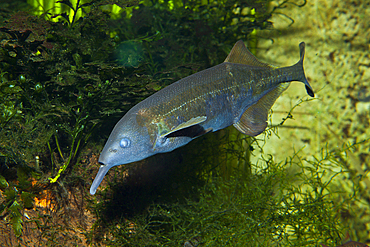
left=27, top=0, right=133, bottom=25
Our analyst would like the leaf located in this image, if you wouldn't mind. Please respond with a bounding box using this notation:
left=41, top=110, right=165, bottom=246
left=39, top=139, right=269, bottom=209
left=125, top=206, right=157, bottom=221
left=57, top=0, right=75, bottom=11
left=11, top=213, right=23, bottom=237
left=0, top=175, right=9, bottom=189
left=3, top=187, right=17, bottom=201
left=16, top=167, right=31, bottom=190
left=60, top=12, right=72, bottom=24
left=20, top=191, right=34, bottom=209
left=9, top=200, right=22, bottom=217
left=80, top=2, right=95, bottom=8
left=9, top=200, right=23, bottom=237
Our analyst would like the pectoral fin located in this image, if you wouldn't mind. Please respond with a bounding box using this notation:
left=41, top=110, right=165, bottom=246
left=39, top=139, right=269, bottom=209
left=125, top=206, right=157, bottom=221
left=166, top=125, right=212, bottom=139
left=161, top=116, right=207, bottom=138
left=233, top=83, right=290, bottom=136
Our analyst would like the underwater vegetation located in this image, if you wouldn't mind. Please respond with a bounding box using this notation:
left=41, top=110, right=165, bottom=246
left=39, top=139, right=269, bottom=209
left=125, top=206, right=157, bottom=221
left=90, top=129, right=362, bottom=246
left=0, top=0, right=368, bottom=246
left=0, top=0, right=157, bottom=240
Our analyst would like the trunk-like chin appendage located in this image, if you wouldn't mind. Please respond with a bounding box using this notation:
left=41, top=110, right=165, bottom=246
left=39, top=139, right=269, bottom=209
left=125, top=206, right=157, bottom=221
left=90, top=164, right=111, bottom=195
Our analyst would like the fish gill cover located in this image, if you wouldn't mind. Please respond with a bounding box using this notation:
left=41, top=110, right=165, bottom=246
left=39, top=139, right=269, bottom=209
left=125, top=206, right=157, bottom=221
left=0, top=0, right=368, bottom=246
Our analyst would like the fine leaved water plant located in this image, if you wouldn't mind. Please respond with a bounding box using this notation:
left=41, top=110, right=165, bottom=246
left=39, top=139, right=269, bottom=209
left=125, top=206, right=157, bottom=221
left=91, top=139, right=351, bottom=246
left=0, top=169, right=36, bottom=237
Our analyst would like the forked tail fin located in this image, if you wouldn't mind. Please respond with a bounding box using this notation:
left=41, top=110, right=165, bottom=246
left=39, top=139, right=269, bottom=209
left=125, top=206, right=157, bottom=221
left=297, top=42, right=314, bottom=97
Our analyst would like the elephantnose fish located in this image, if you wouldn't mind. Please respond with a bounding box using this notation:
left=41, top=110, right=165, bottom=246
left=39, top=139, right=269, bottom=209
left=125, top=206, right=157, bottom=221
left=90, top=40, right=315, bottom=195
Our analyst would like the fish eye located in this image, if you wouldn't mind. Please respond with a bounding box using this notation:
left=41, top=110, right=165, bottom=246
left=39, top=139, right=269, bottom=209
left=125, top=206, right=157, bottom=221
left=119, top=138, right=131, bottom=148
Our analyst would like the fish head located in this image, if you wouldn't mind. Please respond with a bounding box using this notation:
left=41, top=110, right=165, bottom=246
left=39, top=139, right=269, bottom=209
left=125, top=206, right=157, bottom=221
left=90, top=110, right=153, bottom=195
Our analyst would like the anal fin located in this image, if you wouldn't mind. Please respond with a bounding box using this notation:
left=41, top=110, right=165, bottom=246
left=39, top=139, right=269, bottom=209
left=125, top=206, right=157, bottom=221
left=233, top=83, right=290, bottom=136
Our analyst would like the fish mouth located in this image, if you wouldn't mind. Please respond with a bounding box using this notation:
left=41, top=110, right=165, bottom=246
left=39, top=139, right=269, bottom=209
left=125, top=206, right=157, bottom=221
left=89, top=163, right=111, bottom=195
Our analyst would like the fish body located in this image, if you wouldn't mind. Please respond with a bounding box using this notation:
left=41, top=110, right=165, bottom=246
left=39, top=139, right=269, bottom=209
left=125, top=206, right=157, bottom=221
left=90, top=40, right=314, bottom=195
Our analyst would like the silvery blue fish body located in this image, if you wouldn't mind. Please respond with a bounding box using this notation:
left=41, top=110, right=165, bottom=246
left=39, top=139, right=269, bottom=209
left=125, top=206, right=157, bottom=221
left=90, top=40, right=314, bottom=195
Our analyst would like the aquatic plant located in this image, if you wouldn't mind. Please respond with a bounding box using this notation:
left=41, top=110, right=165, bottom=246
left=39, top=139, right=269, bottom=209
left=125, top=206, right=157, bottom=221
left=90, top=131, right=358, bottom=246
left=0, top=169, right=36, bottom=237
left=27, top=0, right=135, bottom=25
left=0, top=4, right=151, bottom=239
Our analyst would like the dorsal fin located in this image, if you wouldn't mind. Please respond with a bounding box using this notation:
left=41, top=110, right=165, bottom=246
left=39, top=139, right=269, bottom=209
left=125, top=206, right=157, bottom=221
left=224, top=40, right=274, bottom=68
left=233, top=82, right=290, bottom=136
